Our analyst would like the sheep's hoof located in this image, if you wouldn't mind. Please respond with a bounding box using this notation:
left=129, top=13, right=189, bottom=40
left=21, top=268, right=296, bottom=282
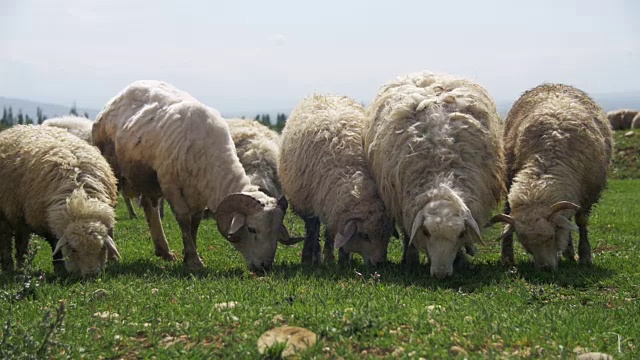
left=185, top=257, right=204, bottom=271
left=579, top=256, right=593, bottom=267
left=156, top=250, right=177, bottom=261
left=501, top=256, right=515, bottom=267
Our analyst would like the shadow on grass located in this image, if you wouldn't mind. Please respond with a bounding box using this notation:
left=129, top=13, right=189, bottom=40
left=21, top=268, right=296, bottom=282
left=0, top=255, right=615, bottom=290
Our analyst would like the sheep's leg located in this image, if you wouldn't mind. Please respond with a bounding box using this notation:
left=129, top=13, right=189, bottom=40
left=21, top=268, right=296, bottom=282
left=0, top=218, right=14, bottom=272
left=576, top=211, right=592, bottom=266
left=159, top=198, right=166, bottom=219
left=44, top=234, right=66, bottom=276
left=500, top=200, right=515, bottom=266
left=323, top=226, right=335, bottom=264
left=14, top=222, right=30, bottom=269
left=401, top=230, right=420, bottom=265
left=301, top=216, right=321, bottom=266
left=562, top=232, right=576, bottom=262
left=141, top=195, right=176, bottom=261
left=163, top=192, right=203, bottom=271
left=338, top=247, right=351, bottom=266
left=123, top=193, right=138, bottom=219
left=174, top=212, right=203, bottom=271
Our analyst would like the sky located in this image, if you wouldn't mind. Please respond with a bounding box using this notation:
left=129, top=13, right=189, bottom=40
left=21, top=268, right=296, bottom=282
left=0, top=0, right=638, bottom=116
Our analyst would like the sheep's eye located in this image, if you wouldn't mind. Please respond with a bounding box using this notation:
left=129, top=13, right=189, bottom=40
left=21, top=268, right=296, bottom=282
left=458, top=230, right=467, bottom=240
left=71, top=248, right=78, bottom=254
left=247, top=227, right=257, bottom=234
left=422, top=229, right=431, bottom=237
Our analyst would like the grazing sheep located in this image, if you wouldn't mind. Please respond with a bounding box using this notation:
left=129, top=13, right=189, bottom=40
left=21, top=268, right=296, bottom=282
left=364, top=71, right=505, bottom=278
left=607, top=109, right=638, bottom=130
left=42, top=115, right=143, bottom=220
left=92, top=80, right=296, bottom=272
left=226, top=118, right=283, bottom=199
left=488, top=83, right=612, bottom=270
left=279, top=94, right=395, bottom=266
left=0, top=125, right=120, bottom=277
left=632, top=113, right=640, bottom=129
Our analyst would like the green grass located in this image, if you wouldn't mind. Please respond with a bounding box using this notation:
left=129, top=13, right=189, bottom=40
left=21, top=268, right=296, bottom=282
left=1, top=180, right=639, bottom=359
left=611, top=129, right=640, bottom=179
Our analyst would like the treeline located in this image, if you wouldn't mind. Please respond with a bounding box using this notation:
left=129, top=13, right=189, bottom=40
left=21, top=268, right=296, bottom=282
left=253, top=113, right=288, bottom=133
left=0, top=105, right=90, bottom=130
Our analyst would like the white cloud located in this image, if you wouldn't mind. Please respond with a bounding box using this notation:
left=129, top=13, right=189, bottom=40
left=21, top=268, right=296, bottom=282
left=268, top=33, right=286, bottom=46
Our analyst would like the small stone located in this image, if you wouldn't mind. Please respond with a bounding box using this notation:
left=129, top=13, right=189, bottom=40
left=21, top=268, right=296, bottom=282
left=427, top=305, right=444, bottom=312
left=214, top=301, right=238, bottom=310
left=464, top=316, right=473, bottom=322
left=577, top=352, right=613, bottom=360
left=391, top=347, right=405, bottom=356
left=272, top=314, right=285, bottom=323
left=257, top=326, right=317, bottom=358
left=624, top=131, right=634, bottom=137
left=449, top=345, right=468, bottom=357
left=93, top=311, right=119, bottom=320
left=92, top=289, right=108, bottom=299
left=151, top=288, right=159, bottom=295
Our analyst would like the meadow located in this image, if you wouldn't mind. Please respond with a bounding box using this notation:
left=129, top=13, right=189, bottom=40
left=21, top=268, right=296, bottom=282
left=1, top=134, right=639, bottom=359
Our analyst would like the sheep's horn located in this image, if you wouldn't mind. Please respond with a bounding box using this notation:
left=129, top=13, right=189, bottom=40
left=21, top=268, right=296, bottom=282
left=547, top=201, right=581, bottom=220
left=105, top=235, right=121, bottom=261
left=53, top=238, right=68, bottom=256
left=279, top=236, right=305, bottom=246
left=486, top=214, right=515, bottom=227
left=216, top=193, right=264, bottom=240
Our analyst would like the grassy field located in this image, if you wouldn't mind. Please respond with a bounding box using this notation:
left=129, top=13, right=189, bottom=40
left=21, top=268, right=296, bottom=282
left=1, top=179, right=639, bottom=359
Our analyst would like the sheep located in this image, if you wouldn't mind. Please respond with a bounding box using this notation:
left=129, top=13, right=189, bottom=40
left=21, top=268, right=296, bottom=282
left=487, top=83, right=613, bottom=270
left=607, top=109, right=638, bottom=130
left=0, top=125, right=120, bottom=277
left=279, top=94, right=395, bottom=266
left=92, top=80, right=297, bottom=272
left=42, top=115, right=93, bottom=143
left=632, top=113, right=640, bottom=129
left=364, top=71, right=505, bottom=278
left=42, top=115, right=145, bottom=220
left=226, top=118, right=283, bottom=199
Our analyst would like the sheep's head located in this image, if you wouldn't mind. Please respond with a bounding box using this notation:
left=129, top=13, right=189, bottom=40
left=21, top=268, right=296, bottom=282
left=53, top=221, right=119, bottom=277
left=216, top=191, right=298, bottom=272
left=333, top=212, right=394, bottom=266
left=409, top=187, right=481, bottom=279
left=488, top=201, right=580, bottom=270
left=49, top=188, right=119, bottom=277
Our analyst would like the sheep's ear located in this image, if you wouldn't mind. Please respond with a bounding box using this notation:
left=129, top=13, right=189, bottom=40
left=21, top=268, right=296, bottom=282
left=409, top=212, right=426, bottom=246
left=221, top=213, right=246, bottom=243
left=105, top=235, right=120, bottom=262
left=464, top=212, right=484, bottom=245
left=53, top=237, right=68, bottom=256
left=334, top=219, right=358, bottom=249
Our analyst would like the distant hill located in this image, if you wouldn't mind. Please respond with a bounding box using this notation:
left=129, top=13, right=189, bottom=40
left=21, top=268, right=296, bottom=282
left=0, top=97, right=100, bottom=121
left=2, top=90, right=639, bottom=123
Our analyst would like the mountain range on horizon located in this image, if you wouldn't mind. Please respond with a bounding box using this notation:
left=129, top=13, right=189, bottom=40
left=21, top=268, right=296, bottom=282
left=2, top=90, right=639, bottom=123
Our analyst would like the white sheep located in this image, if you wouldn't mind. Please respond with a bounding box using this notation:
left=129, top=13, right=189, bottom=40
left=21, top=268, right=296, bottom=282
left=632, top=113, right=640, bottom=129
left=226, top=118, right=283, bottom=199
left=42, top=115, right=93, bottom=143
left=279, top=94, right=395, bottom=266
left=364, top=71, right=505, bottom=278
left=488, top=83, right=612, bottom=270
left=92, top=80, right=296, bottom=272
left=41, top=115, right=144, bottom=220
left=0, top=125, right=120, bottom=277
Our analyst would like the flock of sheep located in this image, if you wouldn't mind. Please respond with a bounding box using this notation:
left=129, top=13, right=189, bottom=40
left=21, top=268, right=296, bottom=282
left=0, top=70, right=615, bottom=279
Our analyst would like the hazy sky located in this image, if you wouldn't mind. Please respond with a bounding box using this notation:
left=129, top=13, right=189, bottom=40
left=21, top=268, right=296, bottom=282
left=1, top=0, right=638, bottom=115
